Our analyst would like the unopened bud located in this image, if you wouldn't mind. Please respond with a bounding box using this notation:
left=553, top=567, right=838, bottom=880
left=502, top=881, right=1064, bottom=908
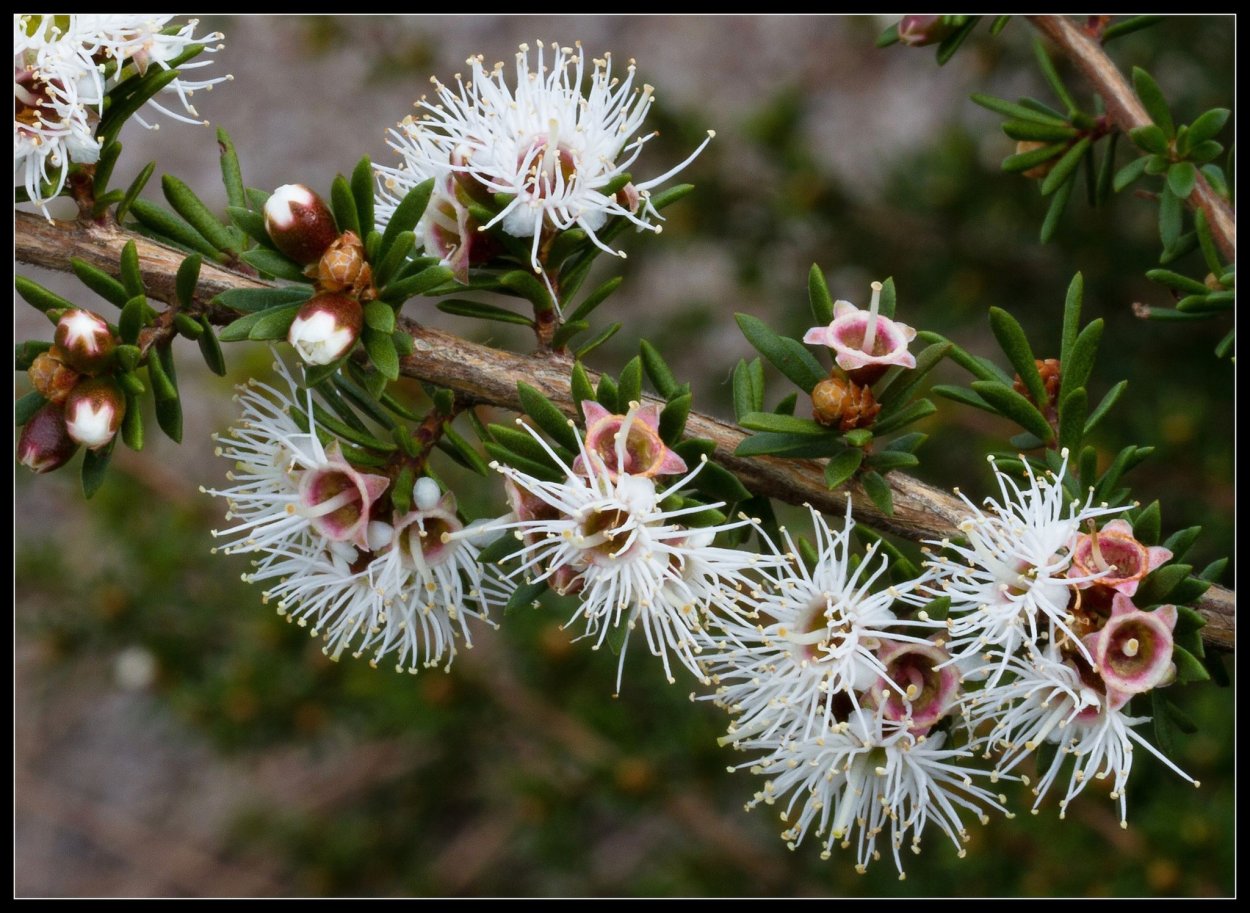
left=897, top=15, right=963, bottom=47
left=811, top=375, right=881, bottom=432
left=27, top=349, right=81, bottom=403
left=264, top=184, right=339, bottom=266
left=54, top=309, right=115, bottom=374
left=64, top=378, right=126, bottom=449
left=17, top=401, right=79, bottom=473
left=288, top=293, right=363, bottom=365
left=316, top=231, right=373, bottom=299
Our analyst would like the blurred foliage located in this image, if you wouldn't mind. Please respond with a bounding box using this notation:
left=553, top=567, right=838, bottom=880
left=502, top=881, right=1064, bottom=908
left=15, top=15, right=1233, bottom=897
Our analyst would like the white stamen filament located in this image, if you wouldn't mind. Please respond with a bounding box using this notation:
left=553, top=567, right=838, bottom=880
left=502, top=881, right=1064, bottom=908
left=864, top=281, right=883, bottom=353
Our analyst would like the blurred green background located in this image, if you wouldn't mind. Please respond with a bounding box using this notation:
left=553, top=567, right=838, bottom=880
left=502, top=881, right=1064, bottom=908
left=14, top=16, right=1233, bottom=896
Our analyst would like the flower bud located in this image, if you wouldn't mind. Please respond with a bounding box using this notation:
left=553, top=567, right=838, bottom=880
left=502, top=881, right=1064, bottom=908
left=316, top=230, right=374, bottom=299
left=810, top=375, right=880, bottom=432
left=17, top=401, right=79, bottom=473
left=263, top=184, right=339, bottom=266
left=897, top=15, right=962, bottom=47
left=54, top=309, right=115, bottom=374
left=27, top=348, right=81, bottom=403
left=287, top=293, right=363, bottom=365
left=64, top=378, right=126, bottom=449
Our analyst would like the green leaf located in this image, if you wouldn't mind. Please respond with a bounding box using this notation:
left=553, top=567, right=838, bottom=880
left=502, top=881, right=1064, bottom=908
left=550, top=320, right=590, bottom=351
left=574, top=322, right=621, bottom=360
left=81, top=439, right=115, bottom=499
left=934, top=17, right=980, bottom=66
left=499, top=271, right=554, bottom=313
left=373, top=230, right=415, bottom=287
left=1199, top=557, right=1228, bottom=583
left=1041, top=136, right=1091, bottom=196
left=773, top=392, right=798, bottom=416
left=1101, top=15, right=1164, bottom=42
left=732, top=358, right=763, bottom=421
left=379, top=177, right=433, bottom=260
left=1145, top=268, right=1209, bottom=295
left=932, top=384, right=995, bottom=414
left=1002, top=120, right=1081, bottom=143
left=639, top=340, right=679, bottom=399
left=227, top=205, right=275, bottom=248
left=1172, top=645, right=1210, bottom=683
left=565, top=275, right=623, bottom=325
left=595, top=373, right=618, bottom=413
left=212, top=126, right=247, bottom=211
left=1193, top=209, right=1224, bottom=276
left=1162, top=526, right=1201, bottom=562
left=127, top=198, right=228, bottom=261
left=735, top=313, right=825, bottom=393
left=692, top=459, right=751, bottom=504
left=860, top=470, right=894, bottom=516
left=92, top=140, right=123, bottom=196
left=1132, top=67, right=1174, bottom=137
left=1128, top=124, right=1168, bottom=155
left=970, top=381, right=1055, bottom=442
left=98, top=68, right=181, bottom=143
left=1002, top=141, right=1067, bottom=173
left=118, top=295, right=148, bottom=345
left=14, top=340, right=53, bottom=371
left=1039, top=172, right=1074, bottom=243
left=121, top=393, right=143, bottom=450
left=119, top=240, right=145, bottom=298
left=436, top=298, right=531, bottom=326
left=878, top=342, right=950, bottom=410
left=1135, top=563, right=1192, bottom=606
left=739, top=412, right=830, bottom=435
left=570, top=361, right=596, bottom=408
left=240, top=304, right=300, bottom=342
left=843, top=428, right=873, bottom=448
left=1186, top=107, right=1230, bottom=146
left=807, top=263, right=834, bottom=325
left=971, top=93, right=1072, bottom=126
left=351, top=156, right=375, bottom=235
left=1167, top=161, right=1197, bottom=199
left=1033, top=38, right=1076, bottom=113
left=162, top=174, right=238, bottom=254
left=174, top=254, right=202, bottom=309
left=1174, top=604, right=1207, bottom=635
left=734, top=432, right=849, bottom=459
left=988, top=307, right=1045, bottom=406
left=823, top=448, right=863, bottom=489
left=1112, top=155, right=1149, bottom=192
left=14, top=391, right=47, bottom=426
left=617, top=356, right=643, bottom=408
left=155, top=394, right=182, bottom=443
left=15, top=276, right=74, bottom=314
left=990, top=15, right=1011, bottom=35
left=363, top=328, right=399, bottom=381
left=869, top=398, right=936, bottom=436
left=1130, top=501, right=1162, bottom=546
left=213, top=285, right=312, bottom=314
left=1150, top=690, right=1177, bottom=756
left=658, top=392, right=692, bottom=446
left=1083, top=379, right=1127, bottom=436
left=1095, top=131, right=1119, bottom=206
left=518, top=382, right=579, bottom=453
left=1057, top=387, right=1086, bottom=453
left=883, top=432, right=927, bottom=454
left=866, top=450, right=919, bottom=472
left=477, top=531, right=521, bottom=566
left=1057, top=272, right=1084, bottom=368
left=484, top=441, right=563, bottom=484
left=238, top=248, right=313, bottom=282
left=441, top=421, right=490, bottom=477
left=70, top=258, right=129, bottom=308
left=364, top=300, right=396, bottom=334
left=1058, top=318, right=1103, bottom=408
left=505, top=578, right=549, bottom=615
left=918, top=596, right=950, bottom=623
left=381, top=264, right=454, bottom=303
left=329, top=174, right=360, bottom=238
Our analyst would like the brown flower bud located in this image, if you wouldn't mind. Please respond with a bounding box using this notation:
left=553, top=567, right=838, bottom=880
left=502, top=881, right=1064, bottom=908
left=315, top=231, right=374, bottom=300
left=64, top=378, right=126, bottom=450
left=811, top=375, right=881, bottom=432
left=17, top=401, right=79, bottom=473
left=1012, top=358, right=1061, bottom=406
left=27, top=349, right=81, bottom=403
left=287, top=293, right=363, bottom=365
left=263, top=184, right=339, bottom=266
left=54, top=309, right=115, bottom=374
left=1016, top=140, right=1056, bottom=180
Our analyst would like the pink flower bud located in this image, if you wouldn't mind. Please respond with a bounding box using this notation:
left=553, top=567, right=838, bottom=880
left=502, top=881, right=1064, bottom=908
left=297, top=441, right=390, bottom=549
left=17, top=401, right=79, bottom=473
left=54, top=309, right=115, bottom=374
left=1088, top=593, right=1177, bottom=704
left=803, top=284, right=916, bottom=386
left=63, top=378, right=126, bottom=450
left=897, top=15, right=961, bottom=47
left=574, top=400, right=688, bottom=480
left=869, top=638, right=960, bottom=733
left=263, top=184, right=339, bottom=266
left=287, top=293, right=363, bottom=365
left=1069, top=518, right=1172, bottom=597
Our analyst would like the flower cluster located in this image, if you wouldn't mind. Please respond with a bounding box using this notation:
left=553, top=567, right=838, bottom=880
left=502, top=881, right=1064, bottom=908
left=204, top=360, right=511, bottom=673
left=375, top=41, right=713, bottom=287
left=14, top=14, right=228, bottom=214
left=924, top=453, right=1197, bottom=826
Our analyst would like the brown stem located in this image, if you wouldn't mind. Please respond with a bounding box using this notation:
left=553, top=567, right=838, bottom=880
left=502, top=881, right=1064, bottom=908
left=1029, top=15, right=1236, bottom=263
left=14, top=213, right=1236, bottom=651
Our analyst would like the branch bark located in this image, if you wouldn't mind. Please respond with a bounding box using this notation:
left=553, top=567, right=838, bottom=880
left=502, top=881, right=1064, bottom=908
left=1030, top=15, right=1236, bottom=263
left=14, top=212, right=1235, bottom=650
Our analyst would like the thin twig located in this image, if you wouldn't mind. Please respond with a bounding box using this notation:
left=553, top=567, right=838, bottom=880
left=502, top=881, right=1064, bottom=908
left=1029, top=15, right=1236, bottom=263
left=14, top=212, right=1235, bottom=650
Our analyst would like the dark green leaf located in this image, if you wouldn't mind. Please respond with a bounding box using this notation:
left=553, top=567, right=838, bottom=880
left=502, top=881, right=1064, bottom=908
left=1059, top=318, right=1103, bottom=408
left=373, top=230, right=415, bottom=287
left=381, top=265, right=454, bottom=303
left=1095, top=131, right=1119, bottom=206
left=477, top=531, right=522, bottom=566
left=935, top=17, right=980, bottom=66
left=379, top=177, right=433, bottom=260
left=1059, top=272, right=1084, bottom=367
left=1135, top=563, right=1192, bottom=606
left=971, top=93, right=1072, bottom=125
left=932, top=384, right=995, bottom=413
left=869, top=398, right=936, bottom=436
left=866, top=450, right=919, bottom=472
left=843, top=429, right=873, bottom=448
left=883, top=432, right=927, bottom=453
left=162, top=174, right=238, bottom=254
left=807, top=263, right=834, bottom=325
left=565, top=275, right=623, bottom=325
left=919, top=596, right=950, bottom=623
left=877, top=342, right=950, bottom=410
left=99, top=69, right=181, bottom=143
left=174, top=254, right=202, bottom=309
left=570, top=361, right=596, bottom=407
left=692, top=459, right=751, bottom=504
left=1145, top=268, right=1209, bottom=295
left=442, top=421, right=491, bottom=477
left=1039, top=172, right=1074, bottom=243
left=351, top=156, right=375, bottom=235
left=639, top=339, right=679, bottom=399
left=15, top=276, right=74, bottom=313
left=81, top=439, right=115, bottom=499
left=1162, top=526, right=1201, bottom=562
left=505, top=578, right=549, bottom=615
left=119, top=240, right=145, bottom=298
left=121, top=393, right=143, bottom=450
left=363, top=328, right=399, bottom=380
left=970, top=381, right=1055, bottom=442
left=658, top=392, right=692, bottom=446
left=70, top=258, right=129, bottom=308
left=437, top=298, right=531, bottom=326
left=1132, top=66, right=1174, bottom=137
left=1167, top=161, right=1197, bottom=199
left=500, top=270, right=554, bottom=313
left=1112, top=155, right=1149, bottom=192
left=518, top=382, right=579, bottom=452
left=128, top=198, right=229, bottom=261
left=732, top=358, right=763, bottom=421
left=877, top=277, right=897, bottom=319
left=215, top=127, right=246, bottom=211
left=739, top=411, right=830, bottom=435
left=92, top=140, right=123, bottom=195
left=364, top=300, right=396, bottom=334
left=990, top=15, right=1012, bottom=35
left=823, top=448, right=863, bottom=489
left=155, top=394, right=182, bottom=443
left=329, top=174, right=360, bottom=238
left=227, top=205, right=276, bottom=248
left=1041, top=136, right=1091, bottom=197
left=1127, top=124, right=1168, bottom=155
left=735, top=313, right=825, bottom=393
left=1101, top=15, right=1164, bottom=42
left=1083, top=379, right=1127, bottom=436
left=1033, top=38, right=1076, bottom=113
left=1199, top=557, right=1228, bottom=583
left=14, top=341, right=53, bottom=371
left=1002, top=120, right=1081, bottom=142
left=617, top=356, right=643, bottom=408
left=550, top=320, right=590, bottom=350
left=484, top=442, right=563, bottom=484
left=773, top=392, right=798, bottom=416
left=1172, top=645, right=1210, bottom=683
left=1131, top=500, right=1162, bottom=545
left=1150, top=690, right=1177, bottom=756
left=1193, top=209, right=1225, bottom=276
left=239, top=248, right=314, bottom=282
left=989, top=307, right=1045, bottom=406
left=595, top=374, right=618, bottom=413
left=860, top=470, right=893, bottom=516
left=734, top=432, right=849, bottom=459
left=118, top=295, right=148, bottom=345
left=1002, top=141, right=1067, bottom=173
left=1186, top=107, right=1230, bottom=146
left=574, top=322, right=621, bottom=359
left=213, top=285, right=312, bottom=314
left=1057, top=387, right=1086, bottom=453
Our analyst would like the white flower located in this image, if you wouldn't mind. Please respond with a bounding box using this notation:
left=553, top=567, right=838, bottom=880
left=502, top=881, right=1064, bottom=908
left=735, top=706, right=1009, bottom=878
left=921, top=453, right=1124, bottom=683
left=705, top=504, right=936, bottom=743
left=962, top=647, right=1197, bottom=827
left=376, top=40, right=713, bottom=276
left=15, top=14, right=228, bottom=215
left=489, top=415, right=753, bottom=691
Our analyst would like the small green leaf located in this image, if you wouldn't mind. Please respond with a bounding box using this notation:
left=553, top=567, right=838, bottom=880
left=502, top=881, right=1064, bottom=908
left=1101, top=15, right=1164, bottom=42
left=505, top=578, right=549, bottom=615
left=379, top=177, right=433, bottom=260
left=175, top=254, right=202, bottom=309
left=773, top=392, right=798, bottom=416
left=329, top=174, right=360, bottom=238
left=1199, top=557, right=1228, bottom=583
left=1127, top=124, right=1168, bottom=155
left=15, top=276, right=74, bottom=313
left=843, top=428, right=873, bottom=448
left=1058, top=272, right=1084, bottom=367
left=739, top=412, right=830, bottom=435
left=351, top=156, right=375, bottom=235
left=1186, top=107, right=1230, bottom=147
left=436, top=298, right=532, bottom=326
left=1057, top=387, right=1086, bottom=453
left=1172, top=644, right=1210, bottom=683
left=227, top=205, right=275, bottom=248
left=1033, top=38, right=1076, bottom=113
left=823, top=448, right=863, bottom=489
left=381, top=265, right=454, bottom=303
left=500, top=270, right=554, bottom=313
left=692, top=459, right=751, bottom=504
left=807, top=263, right=834, bottom=325
left=565, top=275, right=624, bottom=325
left=734, top=432, right=848, bottom=459
left=373, top=230, right=415, bottom=287
left=1112, top=155, right=1149, bottom=192
left=119, top=240, right=145, bottom=298
left=970, top=381, right=1055, bottom=442
left=518, top=382, right=580, bottom=453
left=1145, top=268, right=1209, bottom=295
left=570, top=361, right=596, bottom=408
left=1132, top=67, right=1174, bottom=137
left=1002, top=120, right=1081, bottom=142
left=617, top=356, right=643, bottom=408
left=1150, top=690, right=1177, bottom=756
left=659, top=392, right=692, bottom=446
left=860, top=470, right=894, bottom=516
left=81, top=439, right=115, bottom=499
left=70, top=258, right=129, bottom=308
left=989, top=307, right=1045, bottom=406
left=1039, top=173, right=1074, bottom=243
left=1002, top=141, right=1067, bottom=174
left=883, top=432, right=927, bottom=454
left=919, top=596, right=950, bottom=623
left=971, top=93, right=1071, bottom=125
left=869, top=398, right=936, bottom=436
left=574, top=322, right=621, bottom=360
left=363, top=328, right=399, bottom=380
left=1058, top=318, right=1103, bottom=408
left=477, top=532, right=521, bottom=566
left=15, top=391, right=47, bottom=426
left=364, top=300, right=396, bottom=334
left=118, top=295, right=148, bottom=345
left=1041, top=136, right=1091, bottom=196
left=155, top=394, right=182, bottom=443
left=639, top=340, right=679, bottom=399
left=162, top=174, right=239, bottom=254
left=213, top=285, right=312, bottom=314
left=1193, top=209, right=1225, bottom=276
left=92, top=140, right=123, bottom=195
left=1167, top=161, right=1197, bottom=199
left=732, top=359, right=762, bottom=422
left=735, top=313, right=825, bottom=393
left=1083, top=379, right=1127, bottom=436
left=1132, top=501, right=1162, bottom=546
left=595, top=373, right=618, bottom=414
left=484, top=441, right=563, bottom=484
left=1095, top=131, right=1119, bottom=206
left=866, top=450, right=919, bottom=472
left=238, top=248, right=311, bottom=282
left=877, top=341, right=950, bottom=410
left=1135, top=563, right=1192, bottom=606
left=441, top=421, right=490, bottom=477
left=1162, top=526, right=1201, bottom=562
left=120, top=393, right=143, bottom=450
left=934, top=17, right=980, bottom=66
left=550, top=320, right=590, bottom=351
